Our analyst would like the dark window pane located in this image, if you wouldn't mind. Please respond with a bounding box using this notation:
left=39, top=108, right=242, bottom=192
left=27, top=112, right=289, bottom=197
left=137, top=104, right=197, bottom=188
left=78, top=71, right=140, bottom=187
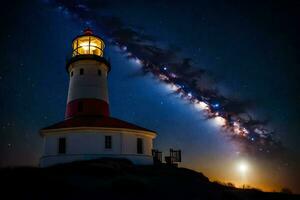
left=105, top=136, right=112, bottom=149
left=78, top=102, right=83, bottom=112
left=137, top=138, right=143, bottom=154
left=80, top=68, right=84, bottom=75
left=71, top=71, right=73, bottom=77
left=58, top=138, right=66, bottom=154
left=98, top=69, right=102, bottom=76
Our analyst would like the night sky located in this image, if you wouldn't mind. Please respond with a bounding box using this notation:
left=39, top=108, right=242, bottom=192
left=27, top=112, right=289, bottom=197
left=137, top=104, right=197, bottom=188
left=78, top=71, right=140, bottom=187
left=1, top=0, right=300, bottom=193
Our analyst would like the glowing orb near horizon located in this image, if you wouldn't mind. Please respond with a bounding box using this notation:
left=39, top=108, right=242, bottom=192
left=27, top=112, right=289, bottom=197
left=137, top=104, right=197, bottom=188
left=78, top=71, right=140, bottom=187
left=237, top=161, right=249, bottom=174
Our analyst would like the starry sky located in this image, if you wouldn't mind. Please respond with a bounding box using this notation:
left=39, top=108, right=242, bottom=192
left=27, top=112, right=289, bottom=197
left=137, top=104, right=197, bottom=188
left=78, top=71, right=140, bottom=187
left=1, top=0, right=300, bottom=193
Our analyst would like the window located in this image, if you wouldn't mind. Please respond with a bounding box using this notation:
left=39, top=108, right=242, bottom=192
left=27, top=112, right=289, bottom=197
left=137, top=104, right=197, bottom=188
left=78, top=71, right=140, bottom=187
left=80, top=68, right=84, bottom=75
left=98, top=69, right=102, bottom=76
left=78, top=101, right=83, bottom=112
left=70, top=71, right=73, bottom=77
left=58, top=137, right=66, bottom=154
left=137, top=138, right=143, bottom=154
left=105, top=136, right=112, bottom=149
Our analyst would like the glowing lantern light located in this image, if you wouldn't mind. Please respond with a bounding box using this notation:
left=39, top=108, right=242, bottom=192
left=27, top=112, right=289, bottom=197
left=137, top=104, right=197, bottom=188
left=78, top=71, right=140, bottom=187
left=72, top=28, right=105, bottom=57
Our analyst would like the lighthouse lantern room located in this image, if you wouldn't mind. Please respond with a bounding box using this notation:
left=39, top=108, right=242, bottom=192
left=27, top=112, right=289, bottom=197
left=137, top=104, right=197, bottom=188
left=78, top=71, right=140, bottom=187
left=39, top=28, right=157, bottom=167
left=72, top=28, right=105, bottom=57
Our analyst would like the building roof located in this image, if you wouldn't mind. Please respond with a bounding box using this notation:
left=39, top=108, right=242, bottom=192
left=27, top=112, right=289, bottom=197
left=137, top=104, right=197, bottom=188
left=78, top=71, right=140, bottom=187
left=40, top=116, right=156, bottom=133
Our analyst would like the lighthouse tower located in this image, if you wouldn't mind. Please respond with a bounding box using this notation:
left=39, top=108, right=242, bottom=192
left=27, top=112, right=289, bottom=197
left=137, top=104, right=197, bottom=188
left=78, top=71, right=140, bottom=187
left=40, top=28, right=157, bottom=167
left=65, top=28, right=110, bottom=119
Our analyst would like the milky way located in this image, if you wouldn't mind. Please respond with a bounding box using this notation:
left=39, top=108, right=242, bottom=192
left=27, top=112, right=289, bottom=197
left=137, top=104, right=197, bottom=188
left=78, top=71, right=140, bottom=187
left=43, top=0, right=285, bottom=158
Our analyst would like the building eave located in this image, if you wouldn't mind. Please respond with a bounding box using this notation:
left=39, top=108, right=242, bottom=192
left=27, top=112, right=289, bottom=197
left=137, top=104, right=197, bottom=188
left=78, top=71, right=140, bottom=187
left=40, top=126, right=157, bottom=139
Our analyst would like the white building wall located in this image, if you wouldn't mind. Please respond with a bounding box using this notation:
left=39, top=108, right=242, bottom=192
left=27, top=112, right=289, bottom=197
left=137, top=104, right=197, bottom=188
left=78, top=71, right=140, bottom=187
left=44, top=132, right=122, bottom=156
left=121, top=133, right=153, bottom=155
left=143, top=137, right=153, bottom=155
left=122, top=133, right=137, bottom=154
left=40, top=129, right=155, bottom=167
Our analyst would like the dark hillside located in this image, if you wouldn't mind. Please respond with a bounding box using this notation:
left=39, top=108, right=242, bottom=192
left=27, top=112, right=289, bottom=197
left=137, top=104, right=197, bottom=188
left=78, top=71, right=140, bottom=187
left=1, top=159, right=298, bottom=200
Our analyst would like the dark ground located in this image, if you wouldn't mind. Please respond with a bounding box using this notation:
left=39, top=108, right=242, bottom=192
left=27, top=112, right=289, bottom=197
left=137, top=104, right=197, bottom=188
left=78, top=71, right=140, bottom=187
left=1, top=159, right=299, bottom=200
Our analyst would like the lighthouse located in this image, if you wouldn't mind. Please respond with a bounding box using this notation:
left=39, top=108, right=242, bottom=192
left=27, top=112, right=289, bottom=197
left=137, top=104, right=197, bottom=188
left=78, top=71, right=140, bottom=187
left=40, top=28, right=157, bottom=167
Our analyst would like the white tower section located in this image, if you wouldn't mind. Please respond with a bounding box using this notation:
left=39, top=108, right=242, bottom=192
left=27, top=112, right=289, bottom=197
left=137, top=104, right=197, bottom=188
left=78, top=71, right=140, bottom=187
left=67, top=60, right=109, bottom=103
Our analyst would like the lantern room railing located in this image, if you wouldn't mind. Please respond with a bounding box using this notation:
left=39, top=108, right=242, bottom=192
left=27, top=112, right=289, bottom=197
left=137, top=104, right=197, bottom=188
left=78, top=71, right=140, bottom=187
left=72, top=35, right=105, bottom=57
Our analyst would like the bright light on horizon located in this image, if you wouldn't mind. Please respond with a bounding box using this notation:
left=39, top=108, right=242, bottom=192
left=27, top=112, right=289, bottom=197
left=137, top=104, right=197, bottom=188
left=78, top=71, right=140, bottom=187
left=237, top=160, right=249, bottom=174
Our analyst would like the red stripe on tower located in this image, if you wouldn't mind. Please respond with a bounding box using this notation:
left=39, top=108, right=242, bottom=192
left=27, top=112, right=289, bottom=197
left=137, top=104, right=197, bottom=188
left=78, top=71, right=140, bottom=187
left=65, top=99, right=109, bottom=118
